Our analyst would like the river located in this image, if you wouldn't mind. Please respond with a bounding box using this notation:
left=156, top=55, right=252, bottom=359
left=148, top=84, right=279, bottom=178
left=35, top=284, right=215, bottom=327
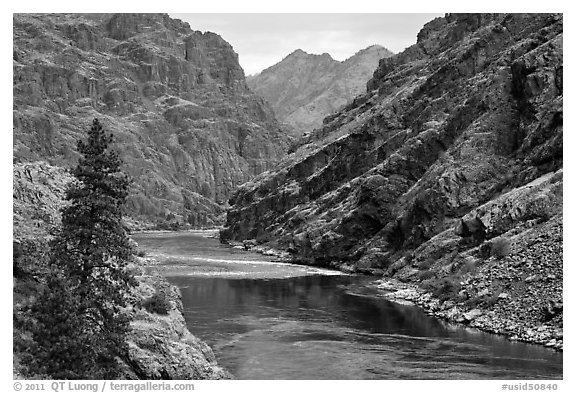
left=132, top=231, right=563, bottom=380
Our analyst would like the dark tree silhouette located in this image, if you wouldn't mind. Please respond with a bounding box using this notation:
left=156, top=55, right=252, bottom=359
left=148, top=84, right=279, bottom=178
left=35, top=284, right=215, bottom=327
left=29, top=119, right=136, bottom=379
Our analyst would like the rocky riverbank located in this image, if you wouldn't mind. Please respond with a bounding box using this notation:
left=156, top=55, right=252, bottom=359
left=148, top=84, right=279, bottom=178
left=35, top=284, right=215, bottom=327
left=220, top=13, right=563, bottom=353
left=13, top=249, right=232, bottom=379
left=231, top=240, right=563, bottom=352
left=378, top=212, right=563, bottom=352
left=224, top=213, right=563, bottom=352
left=375, top=275, right=563, bottom=351
left=120, top=256, right=232, bottom=379
left=226, top=239, right=292, bottom=261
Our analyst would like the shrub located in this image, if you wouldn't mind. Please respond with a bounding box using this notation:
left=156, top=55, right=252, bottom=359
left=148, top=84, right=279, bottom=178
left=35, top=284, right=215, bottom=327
left=478, top=242, right=492, bottom=259
left=433, top=278, right=462, bottom=302
left=490, top=238, right=511, bottom=259
left=464, top=295, right=483, bottom=309
left=465, top=294, right=500, bottom=309
left=135, top=249, right=146, bottom=257
left=154, top=220, right=182, bottom=231
left=142, top=290, right=172, bottom=315
left=418, top=270, right=436, bottom=281
left=484, top=294, right=500, bottom=307
left=459, top=256, right=478, bottom=274
left=421, top=277, right=437, bottom=293
left=418, top=258, right=435, bottom=269
left=421, top=277, right=462, bottom=302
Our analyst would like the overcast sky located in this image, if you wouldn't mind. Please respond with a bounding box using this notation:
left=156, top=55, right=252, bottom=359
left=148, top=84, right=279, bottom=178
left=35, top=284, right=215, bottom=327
left=170, top=14, right=443, bottom=75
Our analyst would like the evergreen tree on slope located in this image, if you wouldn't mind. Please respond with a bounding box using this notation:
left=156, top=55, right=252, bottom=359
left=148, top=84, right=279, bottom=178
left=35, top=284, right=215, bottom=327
left=29, top=119, right=136, bottom=379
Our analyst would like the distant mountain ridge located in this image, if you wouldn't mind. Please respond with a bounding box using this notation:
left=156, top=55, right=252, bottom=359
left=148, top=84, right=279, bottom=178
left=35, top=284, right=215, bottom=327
left=247, top=45, right=394, bottom=135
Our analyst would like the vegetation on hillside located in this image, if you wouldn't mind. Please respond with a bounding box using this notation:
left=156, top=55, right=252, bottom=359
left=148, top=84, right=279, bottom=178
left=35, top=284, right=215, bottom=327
left=17, top=119, right=136, bottom=379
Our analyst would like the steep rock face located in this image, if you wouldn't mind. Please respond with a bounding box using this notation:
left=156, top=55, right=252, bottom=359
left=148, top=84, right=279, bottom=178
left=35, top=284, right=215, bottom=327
left=13, top=13, right=292, bottom=226
left=247, top=45, right=393, bottom=135
left=222, top=14, right=562, bottom=284
left=13, top=162, right=72, bottom=242
left=122, top=263, right=231, bottom=379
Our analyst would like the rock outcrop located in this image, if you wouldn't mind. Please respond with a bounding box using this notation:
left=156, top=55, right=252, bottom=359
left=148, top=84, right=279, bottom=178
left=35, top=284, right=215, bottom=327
left=121, top=259, right=231, bottom=379
left=13, top=162, right=72, bottom=242
left=221, top=14, right=562, bottom=343
left=13, top=13, right=293, bottom=227
left=247, top=45, right=393, bottom=135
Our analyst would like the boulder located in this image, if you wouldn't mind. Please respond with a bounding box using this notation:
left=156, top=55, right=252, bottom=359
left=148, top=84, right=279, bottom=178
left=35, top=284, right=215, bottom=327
left=464, top=308, right=484, bottom=321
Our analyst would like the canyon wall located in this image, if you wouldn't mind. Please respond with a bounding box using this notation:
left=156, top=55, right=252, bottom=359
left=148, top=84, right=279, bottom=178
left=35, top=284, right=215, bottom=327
left=222, top=14, right=563, bottom=343
left=13, top=13, right=293, bottom=227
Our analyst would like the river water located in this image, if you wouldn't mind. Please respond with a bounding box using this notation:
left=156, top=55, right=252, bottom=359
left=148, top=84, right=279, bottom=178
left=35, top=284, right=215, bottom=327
left=132, top=231, right=563, bottom=380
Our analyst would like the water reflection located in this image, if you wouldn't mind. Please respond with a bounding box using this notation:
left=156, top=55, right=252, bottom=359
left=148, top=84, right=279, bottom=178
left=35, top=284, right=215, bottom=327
left=168, top=275, right=562, bottom=380
left=134, top=233, right=563, bottom=380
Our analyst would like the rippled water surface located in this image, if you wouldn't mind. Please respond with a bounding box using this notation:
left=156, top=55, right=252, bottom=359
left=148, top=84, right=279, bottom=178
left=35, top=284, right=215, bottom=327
left=133, top=232, right=563, bottom=380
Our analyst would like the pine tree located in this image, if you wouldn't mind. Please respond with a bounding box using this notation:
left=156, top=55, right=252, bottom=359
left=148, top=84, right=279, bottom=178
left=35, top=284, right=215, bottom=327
left=29, top=119, right=136, bottom=379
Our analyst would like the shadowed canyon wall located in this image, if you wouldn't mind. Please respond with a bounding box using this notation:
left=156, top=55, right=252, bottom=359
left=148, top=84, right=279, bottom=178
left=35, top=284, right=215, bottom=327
left=221, top=13, right=563, bottom=346
left=223, top=13, right=562, bottom=285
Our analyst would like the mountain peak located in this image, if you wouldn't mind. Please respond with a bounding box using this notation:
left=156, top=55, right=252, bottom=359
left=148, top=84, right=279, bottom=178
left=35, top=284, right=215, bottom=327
left=319, top=52, right=334, bottom=60
left=248, top=43, right=393, bottom=134
left=285, top=49, right=335, bottom=62
left=352, top=44, right=393, bottom=57
left=288, top=48, right=309, bottom=57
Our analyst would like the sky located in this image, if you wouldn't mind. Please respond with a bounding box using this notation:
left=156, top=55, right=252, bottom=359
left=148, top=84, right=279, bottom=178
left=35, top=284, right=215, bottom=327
left=170, top=14, right=443, bottom=75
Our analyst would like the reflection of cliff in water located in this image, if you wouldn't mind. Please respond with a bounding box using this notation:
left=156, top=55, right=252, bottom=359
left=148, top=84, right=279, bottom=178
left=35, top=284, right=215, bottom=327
left=224, top=275, right=451, bottom=337
left=169, top=274, right=562, bottom=379
left=140, top=232, right=562, bottom=379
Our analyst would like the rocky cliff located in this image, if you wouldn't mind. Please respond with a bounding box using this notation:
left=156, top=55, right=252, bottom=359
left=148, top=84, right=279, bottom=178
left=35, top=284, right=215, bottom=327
left=121, top=258, right=231, bottom=379
left=222, top=14, right=562, bottom=345
left=13, top=13, right=293, bottom=227
left=247, top=45, right=393, bottom=135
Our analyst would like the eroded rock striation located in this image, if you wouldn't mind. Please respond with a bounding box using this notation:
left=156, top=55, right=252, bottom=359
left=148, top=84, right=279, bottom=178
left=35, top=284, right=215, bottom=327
left=222, top=14, right=563, bottom=344
left=13, top=13, right=293, bottom=227
left=247, top=45, right=393, bottom=135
